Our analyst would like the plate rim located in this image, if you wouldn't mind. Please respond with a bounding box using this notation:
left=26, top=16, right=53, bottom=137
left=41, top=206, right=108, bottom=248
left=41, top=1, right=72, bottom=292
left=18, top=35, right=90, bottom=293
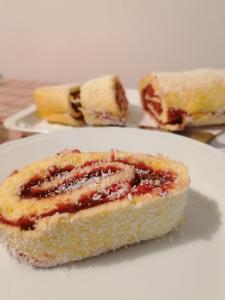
left=0, top=127, right=224, bottom=159
left=4, top=105, right=49, bottom=134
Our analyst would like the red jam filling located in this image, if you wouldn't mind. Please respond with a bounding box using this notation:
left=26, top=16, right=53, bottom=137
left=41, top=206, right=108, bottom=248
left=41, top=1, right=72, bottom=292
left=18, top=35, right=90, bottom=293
left=48, top=165, right=74, bottom=177
left=116, top=160, right=175, bottom=196
left=1, top=160, right=176, bottom=230
left=141, top=84, right=188, bottom=126
left=70, top=91, right=81, bottom=114
left=141, top=84, right=155, bottom=110
left=141, top=85, right=163, bottom=118
left=115, top=81, right=128, bottom=111
left=0, top=215, right=36, bottom=231
left=19, top=165, right=121, bottom=199
left=150, top=101, right=163, bottom=114
left=167, top=108, right=187, bottom=125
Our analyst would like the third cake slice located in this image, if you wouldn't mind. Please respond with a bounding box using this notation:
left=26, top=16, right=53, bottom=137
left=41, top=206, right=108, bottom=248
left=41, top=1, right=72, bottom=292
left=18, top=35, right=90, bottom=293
left=139, top=69, right=225, bottom=130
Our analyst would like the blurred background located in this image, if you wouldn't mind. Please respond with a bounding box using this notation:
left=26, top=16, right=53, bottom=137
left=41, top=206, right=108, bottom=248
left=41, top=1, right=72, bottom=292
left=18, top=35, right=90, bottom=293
left=0, top=0, right=224, bottom=87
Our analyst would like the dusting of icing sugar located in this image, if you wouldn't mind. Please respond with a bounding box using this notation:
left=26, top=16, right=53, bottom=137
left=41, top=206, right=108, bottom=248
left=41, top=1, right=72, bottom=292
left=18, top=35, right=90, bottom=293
left=92, top=193, right=102, bottom=201
left=84, top=182, right=130, bottom=204
left=127, top=193, right=132, bottom=201
left=3, top=157, right=177, bottom=231
left=107, top=183, right=130, bottom=201
left=19, top=165, right=121, bottom=199
left=135, top=168, right=149, bottom=175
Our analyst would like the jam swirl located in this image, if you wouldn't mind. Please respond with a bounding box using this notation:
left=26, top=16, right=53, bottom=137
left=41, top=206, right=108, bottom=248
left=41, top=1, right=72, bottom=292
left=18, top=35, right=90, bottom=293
left=167, top=108, right=187, bottom=124
left=19, top=165, right=121, bottom=199
left=141, top=84, right=156, bottom=111
left=115, top=81, right=128, bottom=111
left=1, top=160, right=176, bottom=230
left=141, top=84, right=187, bottom=126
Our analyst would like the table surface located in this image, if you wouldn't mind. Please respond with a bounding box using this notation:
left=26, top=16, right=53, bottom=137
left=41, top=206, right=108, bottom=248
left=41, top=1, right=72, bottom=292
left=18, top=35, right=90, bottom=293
left=0, top=78, right=51, bottom=143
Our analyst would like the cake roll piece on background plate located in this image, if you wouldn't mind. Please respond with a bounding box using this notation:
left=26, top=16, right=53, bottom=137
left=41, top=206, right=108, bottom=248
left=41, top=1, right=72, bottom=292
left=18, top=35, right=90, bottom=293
left=139, top=69, right=225, bottom=131
left=80, top=75, right=129, bottom=126
left=33, top=84, right=84, bottom=126
left=0, top=149, right=189, bottom=267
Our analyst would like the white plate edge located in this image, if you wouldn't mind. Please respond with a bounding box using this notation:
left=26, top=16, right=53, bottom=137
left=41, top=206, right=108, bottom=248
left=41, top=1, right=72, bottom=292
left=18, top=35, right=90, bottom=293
left=0, top=127, right=224, bottom=160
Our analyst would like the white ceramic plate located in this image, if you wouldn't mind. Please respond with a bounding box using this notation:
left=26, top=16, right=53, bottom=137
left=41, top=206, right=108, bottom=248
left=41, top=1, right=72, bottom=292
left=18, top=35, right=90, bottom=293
left=0, top=128, right=225, bottom=300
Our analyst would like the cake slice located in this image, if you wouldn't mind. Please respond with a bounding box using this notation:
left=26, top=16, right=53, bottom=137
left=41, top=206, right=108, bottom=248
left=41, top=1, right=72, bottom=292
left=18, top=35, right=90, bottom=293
left=139, top=69, right=225, bottom=131
left=80, top=75, right=129, bottom=126
left=0, top=149, right=190, bottom=267
left=33, top=84, right=84, bottom=126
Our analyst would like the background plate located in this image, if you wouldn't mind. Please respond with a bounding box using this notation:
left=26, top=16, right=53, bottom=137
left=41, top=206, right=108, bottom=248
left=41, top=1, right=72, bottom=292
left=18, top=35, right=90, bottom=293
left=3, top=89, right=143, bottom=133
left=3, top=88, right=225, bottom=151
left=0, top=128, right=225, bottom=300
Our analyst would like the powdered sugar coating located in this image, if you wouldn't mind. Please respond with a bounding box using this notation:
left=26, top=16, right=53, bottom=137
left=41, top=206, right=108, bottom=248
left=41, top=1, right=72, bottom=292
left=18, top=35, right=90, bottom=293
left=0, top=149, right=190, bottom=267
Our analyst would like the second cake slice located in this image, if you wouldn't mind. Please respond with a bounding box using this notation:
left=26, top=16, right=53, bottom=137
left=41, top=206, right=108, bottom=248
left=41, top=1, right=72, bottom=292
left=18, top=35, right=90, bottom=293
left=80, top=75, right=128, bottom=126
left=33, top=75, right=129, bottom=127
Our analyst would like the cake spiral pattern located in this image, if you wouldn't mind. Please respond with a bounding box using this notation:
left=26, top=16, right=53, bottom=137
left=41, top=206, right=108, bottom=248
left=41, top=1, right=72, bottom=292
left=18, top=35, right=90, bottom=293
left=0, top=150, right=190, bottom=267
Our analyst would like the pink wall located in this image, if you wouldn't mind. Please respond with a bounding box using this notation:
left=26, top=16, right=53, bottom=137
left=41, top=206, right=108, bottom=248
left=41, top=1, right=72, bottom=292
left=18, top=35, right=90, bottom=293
left=0, top=0, right=224, bottom=87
